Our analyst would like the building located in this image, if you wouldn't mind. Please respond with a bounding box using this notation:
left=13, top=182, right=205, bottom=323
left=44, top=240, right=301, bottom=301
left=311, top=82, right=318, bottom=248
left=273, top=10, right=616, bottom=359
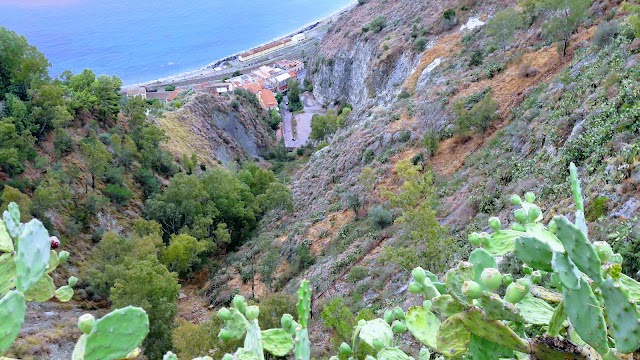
left=226, top=74, right=260, bottom=88
left=258, top=89, right=278, bottom=110
left=238, top=34, right=307, bottom=62
left=274, top=59, right=304, bottom=72
left=273, top=73, right=292, bottom=92
left=210, top=82, right=234, bottom=96
left=125, top=86, right=147, bottom=99
left=241, top=83, right=263, bottom=94
left=146, top=90, right=179, bottom=103
left=292, top=33, right=306, bottom=43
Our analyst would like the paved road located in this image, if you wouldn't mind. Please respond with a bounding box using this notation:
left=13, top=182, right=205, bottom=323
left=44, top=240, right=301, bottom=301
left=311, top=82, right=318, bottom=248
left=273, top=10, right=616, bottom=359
left=281, top=92, right=324, bottom=149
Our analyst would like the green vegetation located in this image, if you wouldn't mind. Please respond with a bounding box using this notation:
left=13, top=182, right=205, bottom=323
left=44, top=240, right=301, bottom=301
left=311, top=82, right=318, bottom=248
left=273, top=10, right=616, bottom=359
left=287, top=79, right=303, bottom=112
left=485, top=7, right=522, bottom=50
left=452, top=89, right=499, bottom=134
left=363, top=16, right=387, bottom=33
left=165, top=84, right=176, bottom=91
left=536, top=0, right=591, bottom=56
left=310, top=105, right=351, bottom=141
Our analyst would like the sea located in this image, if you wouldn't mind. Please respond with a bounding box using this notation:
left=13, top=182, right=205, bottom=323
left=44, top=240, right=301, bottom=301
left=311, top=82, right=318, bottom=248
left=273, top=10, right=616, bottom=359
left=0, top=0, right=353, bottom=85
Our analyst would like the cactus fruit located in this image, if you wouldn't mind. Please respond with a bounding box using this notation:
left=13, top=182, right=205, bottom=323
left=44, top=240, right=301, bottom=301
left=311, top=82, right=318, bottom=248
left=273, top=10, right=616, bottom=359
left=510, top=194, right=523, bottom=205
left=245, top=306, right=260, bottom=321
left=78, top=314, right=97, bottom=335
left=599, top=277, right=640, bottom=353
left=503, top=274, right=513, bottom=286
left=469, top=248, right=497, bottom=285
left=219, top=307, right=232, bottom=321
left=383, top=309, right=394, bottom=324
left=436, top=314, right=471, bottom=358
left=445, top=261, right=474, bottom=306
left=392, top=307, right=405, bottom=321
left=462, top=281, right=482, bottom=299
left=391, top=320, right=407, bottom=334
left=15, top=219, right=51, bottom=292
left=524, top=191, right=536, bottom=203
left=0, top=290, right=26, bottom=354
left=562, top=281, right=609, bottom=355
left=50, top=236, right=60, bottom=249
left=459, top=308, right=530, bottom=354
left=405, top=306, right=439, bottom=349
left=234, top=295, right=248, bottom=315
left=412, top=267, right=427, bottom=283
left=479, top=268, right=503, bottom=291
left=505, top=282, right=528, bottom=304
left=409, top=281, right=423, bottom=294
left=594, top=241, right=614, bottom=263
left=530, top=270, right=542, bottom=284
left=339, top=342, right=352, bottom=356
left=468, top=232, right=482, bottom=247
left=488, top=217, right=501, bottom=232
left=58, top=250, right=70, bottom=263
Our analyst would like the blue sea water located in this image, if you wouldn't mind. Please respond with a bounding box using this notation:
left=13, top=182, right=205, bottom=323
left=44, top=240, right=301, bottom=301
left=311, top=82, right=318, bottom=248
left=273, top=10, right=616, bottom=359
left=0, top=0, right=352, bottom=85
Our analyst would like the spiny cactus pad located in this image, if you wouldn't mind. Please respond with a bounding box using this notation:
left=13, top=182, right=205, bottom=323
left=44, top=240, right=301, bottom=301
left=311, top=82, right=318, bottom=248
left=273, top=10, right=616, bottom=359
left=221, top=307, right=250, bottom=340
left=297, top=280, right=311, bottom=328
left=515, top=295, right=554, bottom=325
left=15, top=219, right=51, bottom=292
left=376, top=347, right=411, bottom=360
left=0, top=219, right=13, bottom=253
left=562, top=281, right=609, bottom=354
left=357, top=319, right=394, bottom=349
left=468, top=334, right=514, bottom=360
left=163, top=351, right=178, bottom=360
left=0, top=290, right=26, bottom=354
left=459, top=308, right=530, bottom=353
left=46, top=250, right=59, bottom=274
left=244, top=320, right=264, bottom=360
left=476, top=293, right=524, bottom=322
left=82, top=306, right=150, bottom=360
left=55, top=285, right=74, bottom=302
left=261, top=328, right=294, bottom=357
left=546, top=301, right=567, bottom=337
left=295, top=328, right=310, bottom=360
left=3, top=203, right=21, bottom=239
left=23, top=273, right=55, bottom=302
left=468, top=248, right=497, bottom=285
left=445, top=261, right=474, bottom=306
left=0, top=253, right=16, bottom=297
left=551, top=251, right=581, bottom=291
left=515, top=236, right=554, bottom=272
left=482, top=230, right=521, bottom=256
left=599, top=277, right=640, bottom=353
left=405, top=306, right=440, bottom=349
left=431, top=295, right=464, bottom=318
left=436, top=314, right=470, bottom=358
left=554, top=216, right=603, bottom=284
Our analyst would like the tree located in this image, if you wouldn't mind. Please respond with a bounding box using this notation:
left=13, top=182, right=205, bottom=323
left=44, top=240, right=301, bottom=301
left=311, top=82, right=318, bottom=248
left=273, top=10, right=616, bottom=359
left=0, top=27, right=49, bottom=100
left=110, top=259, right=180, bottom=360
left=1, top=186, right=31, bottom=221
left=486, top=8, right=523, bottom=50
left=161, top=233, right=206, bottom=277
left=32, top=172, right=72, bottom=213
left=287, top=79, right=303, bottom=112
left=321, top=298, right=356, bottom=345
left=381, top=160, right=453, bottom=272
left=81, top=138, right=112, bottom=190
left=537, top=0, right=590, bottom=56
left=255, top=182, right=294, bottom=214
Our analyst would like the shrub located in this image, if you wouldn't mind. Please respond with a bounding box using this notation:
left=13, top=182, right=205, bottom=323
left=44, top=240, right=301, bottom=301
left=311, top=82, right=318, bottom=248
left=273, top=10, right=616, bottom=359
left=165, top=84, right=176, bottom=91
left=365, top=16, right=387, bottom=34
left=257, top=293, right=297, bottom=329
left=453, top=91, right=499, bottom=133
left=161, top=233, right=207, bottom=277
left=1, top=185, right=31, bottom=221
left=321, top=298, right=356, bottom=344
left=362, top=148, right=375, bottom=163
left=368, top=205, right=393, bottom=229
left=422, top=132, right=439, bottom=157
left=294, top=239, right=316, bottom=271
left=593, top=20, right=620, bottom=48
left=135, top=167, right=160, bottom=197
left=585, top=195, right=608, bottom=221
left=414, top=37, right=428, bottom=52
left=103, top=184, right=133, bottom=205
left=443, top=9, right=456, bottom=21
left=468, top=50, right=484, bottom=67
left=347, top=265, right=369, bottom=283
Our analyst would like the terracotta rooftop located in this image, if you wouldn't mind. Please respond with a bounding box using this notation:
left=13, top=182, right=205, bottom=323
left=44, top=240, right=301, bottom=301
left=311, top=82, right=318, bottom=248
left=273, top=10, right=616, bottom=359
left=241, top=38, right=292, bottom=57
left=259, top=89, right=278, bottom=109
left=241, top=83, right=262, bottom=94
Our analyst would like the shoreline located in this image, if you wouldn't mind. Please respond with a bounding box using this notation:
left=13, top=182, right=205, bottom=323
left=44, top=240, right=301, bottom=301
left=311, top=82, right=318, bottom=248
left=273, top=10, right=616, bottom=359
left=123, top=1, right=356, bottom=89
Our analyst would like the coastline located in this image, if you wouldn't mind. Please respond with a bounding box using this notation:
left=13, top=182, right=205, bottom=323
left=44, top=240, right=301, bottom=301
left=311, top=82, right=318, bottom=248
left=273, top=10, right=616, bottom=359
left=124, top=1, right=356, bottom=89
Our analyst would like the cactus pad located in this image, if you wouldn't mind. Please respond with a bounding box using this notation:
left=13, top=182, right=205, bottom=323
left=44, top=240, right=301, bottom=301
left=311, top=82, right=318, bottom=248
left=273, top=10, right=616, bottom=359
left=554, top=216, right=603, bottom=284
left=445, top=261, right=474, bottom=306
left=261, top=329, right=293, bottom=357
left=297, top=280, right=311, bottom=328
left=431, top=295, right=464, bottom=318
left=0, top=253, right=16, bottom=297
left=376, top=347, right=411, bottom=360
left=23, top=273, right=55, bottom=302
left=235, top=348, right=260, bottom=360
left=46, top=250, right=59, bottom=274
left=83, top=306, right=150, bottom=360
left=515, top=295, right=554, bottom=325
left=620, top=274, right=640, bottom=300
left=221, top=307, right=250, bottom=340
left=477, top=293, right=524, bottom=322
left=599, top=277, right=640, bottom=353
left=55, top=285, right=74, bottom=302
left=357, top=319, right=394, bottom=349
left=0, top=219, right=12, bottom=253
left=295, top=328, right=310, bottom=360
left=0, top=290, right=26, bottom=354
left=482, top=229, right=521, bottom=256
left=405, top=306, right=440, bottom=349
left=562, top=281, right=609, bottom=354
left=163, top=351, right=179, bottom=360
left=546, top=301, right=567, bottom=337
left=529, top=285, right=562, bottom=303
left=15, top=219, right=51, bottom=292
left=551, top=251, right=581, bottom=290
left=436, top=314, right=470, bottom=358
left=244, top=320, right=264, bottom=360
left=468, top=334, right=514, bottom=360
left=3, top=203, right=21, bottom=239
left=459, top=308, right=530, bottom=353
left=515, top=236, right=554, bottom=272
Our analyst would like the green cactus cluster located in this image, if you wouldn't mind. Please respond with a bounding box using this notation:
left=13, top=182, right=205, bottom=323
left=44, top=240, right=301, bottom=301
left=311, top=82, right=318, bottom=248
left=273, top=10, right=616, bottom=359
left=322, top=163, right=640, bottom=360
left=217, top=280, right=311, bottom=360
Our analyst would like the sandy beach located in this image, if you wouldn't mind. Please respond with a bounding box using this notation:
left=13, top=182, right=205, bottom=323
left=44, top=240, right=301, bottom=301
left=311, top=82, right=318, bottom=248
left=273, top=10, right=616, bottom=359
left=124, top=1, right=356, bottom=90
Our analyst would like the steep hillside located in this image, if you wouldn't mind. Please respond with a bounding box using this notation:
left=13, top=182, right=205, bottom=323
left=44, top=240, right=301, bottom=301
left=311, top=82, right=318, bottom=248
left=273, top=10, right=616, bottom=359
left=220, top=0, right=640, bottom=357
left=156, top=92, right=275, bottom=166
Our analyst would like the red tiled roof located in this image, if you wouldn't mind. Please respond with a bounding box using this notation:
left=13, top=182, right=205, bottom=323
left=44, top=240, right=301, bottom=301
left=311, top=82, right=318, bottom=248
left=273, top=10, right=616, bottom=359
left=242, top=83, right=262, bottom=94
left=259, top=89, right=278, bottom=109
left=166, top=90, right=179, bottom=102
left=241, top=38, right=292, bottom=58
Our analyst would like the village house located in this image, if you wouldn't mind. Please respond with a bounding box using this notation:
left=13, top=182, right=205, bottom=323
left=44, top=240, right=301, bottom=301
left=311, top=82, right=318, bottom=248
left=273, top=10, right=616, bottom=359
left=274, top=59, right=304, bottom=72
left=273, top=73, right=292, bottom=92
left=258, top=89, right=278, bottom=110
left=209, top=82, right=234, bottom=96
left=125, top=86, right=147, bottom=99
left=145, top=90, right=179, bottom=103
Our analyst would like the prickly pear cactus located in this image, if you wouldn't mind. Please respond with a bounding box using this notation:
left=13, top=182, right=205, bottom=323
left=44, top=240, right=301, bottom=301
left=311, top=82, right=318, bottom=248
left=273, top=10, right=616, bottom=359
left=0, top=290, right=26, bottom=354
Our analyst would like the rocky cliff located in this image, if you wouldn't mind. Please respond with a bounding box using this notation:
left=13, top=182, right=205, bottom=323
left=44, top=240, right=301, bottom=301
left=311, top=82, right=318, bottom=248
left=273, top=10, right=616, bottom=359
left=156, top=92, right=274, bottom=165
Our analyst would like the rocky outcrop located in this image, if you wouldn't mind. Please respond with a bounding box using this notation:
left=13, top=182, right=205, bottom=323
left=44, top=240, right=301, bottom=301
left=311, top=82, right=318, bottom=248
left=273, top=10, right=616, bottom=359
left=157, top=93, right=274, bottom=165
